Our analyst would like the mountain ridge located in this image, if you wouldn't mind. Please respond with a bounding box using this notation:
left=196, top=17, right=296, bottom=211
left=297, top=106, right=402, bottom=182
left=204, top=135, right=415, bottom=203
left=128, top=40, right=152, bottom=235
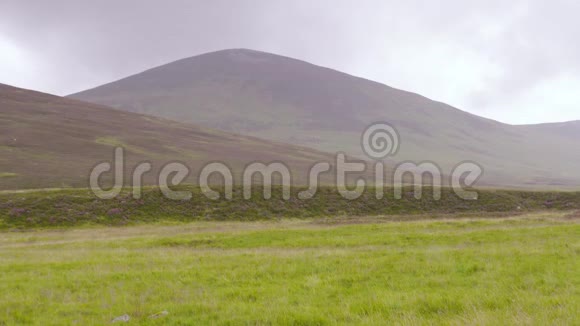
left=72, top=49, right=579, bottom=128
left=69, top=49, right=580, bottom=188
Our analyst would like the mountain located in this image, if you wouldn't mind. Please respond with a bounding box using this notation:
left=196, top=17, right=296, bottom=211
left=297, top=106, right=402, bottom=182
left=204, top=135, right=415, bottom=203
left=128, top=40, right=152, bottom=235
left=70, top=49, right=580, bottom=188
left=519, top=120, right=580, bottom=139
left=0, top=83, right=351, bottom=191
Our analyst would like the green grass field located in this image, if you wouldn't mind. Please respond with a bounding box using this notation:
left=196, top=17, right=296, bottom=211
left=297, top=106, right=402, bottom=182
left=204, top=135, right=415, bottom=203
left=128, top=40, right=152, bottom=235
left=0, top=212, right=578, bottom=325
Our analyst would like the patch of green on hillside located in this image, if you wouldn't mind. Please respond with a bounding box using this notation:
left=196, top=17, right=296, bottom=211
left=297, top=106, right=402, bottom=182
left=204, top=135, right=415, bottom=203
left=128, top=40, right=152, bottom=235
left=95, top=136, right=158, bottom=157
left=164, top=145, right=205, bottom=160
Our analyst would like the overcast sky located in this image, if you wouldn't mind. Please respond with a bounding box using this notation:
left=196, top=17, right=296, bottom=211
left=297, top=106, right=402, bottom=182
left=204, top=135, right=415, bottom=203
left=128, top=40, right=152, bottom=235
left=1, top=0, right=578, bottom=125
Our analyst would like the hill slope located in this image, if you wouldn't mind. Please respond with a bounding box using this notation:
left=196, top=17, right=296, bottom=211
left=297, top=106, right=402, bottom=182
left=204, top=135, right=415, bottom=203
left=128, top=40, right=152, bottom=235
left=0, top=83, right=349, bottom=190
left=70, top=49, right=580, bottom=188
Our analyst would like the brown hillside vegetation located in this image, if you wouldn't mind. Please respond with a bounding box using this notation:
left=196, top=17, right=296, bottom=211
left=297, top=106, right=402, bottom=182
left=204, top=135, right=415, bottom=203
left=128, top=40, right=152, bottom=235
left=0, top=83, right=370, bottom=190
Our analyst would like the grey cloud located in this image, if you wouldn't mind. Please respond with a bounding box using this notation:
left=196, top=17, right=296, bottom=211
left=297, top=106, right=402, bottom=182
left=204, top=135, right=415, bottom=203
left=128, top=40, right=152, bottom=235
left=0, top=0, right=578, bottom=123
left=465, top=1, right=580, bottom=107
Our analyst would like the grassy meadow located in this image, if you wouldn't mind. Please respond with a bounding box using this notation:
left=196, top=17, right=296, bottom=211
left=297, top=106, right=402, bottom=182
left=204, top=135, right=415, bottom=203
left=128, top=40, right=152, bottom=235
left=0, top=212, right=578, bottom=325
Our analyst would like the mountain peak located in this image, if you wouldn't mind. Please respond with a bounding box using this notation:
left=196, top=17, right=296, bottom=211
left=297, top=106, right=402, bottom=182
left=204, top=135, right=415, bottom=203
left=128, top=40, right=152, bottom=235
left=203, top=48, right=283, bottom=63
left=211, top=48, right=270, bottom=55
left=184, top=48, right=299, bottom=67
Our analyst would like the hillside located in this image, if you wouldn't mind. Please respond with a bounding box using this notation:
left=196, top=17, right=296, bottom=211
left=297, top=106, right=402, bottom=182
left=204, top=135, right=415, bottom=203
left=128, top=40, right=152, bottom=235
left=70, top=49, right=580, bottom=188
left=0, top=83, right=348, bottom=190
left=518, top=120, right=580, bottom=139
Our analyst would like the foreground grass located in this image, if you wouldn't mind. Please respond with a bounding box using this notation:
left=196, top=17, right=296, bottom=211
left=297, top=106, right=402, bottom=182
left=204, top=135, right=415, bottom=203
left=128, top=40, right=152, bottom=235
left=0, top=213, right=578, bottom=325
